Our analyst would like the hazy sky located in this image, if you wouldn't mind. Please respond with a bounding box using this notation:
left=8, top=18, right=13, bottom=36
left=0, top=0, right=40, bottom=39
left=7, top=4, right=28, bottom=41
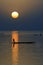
left=0, top=0, right=43, bottom=30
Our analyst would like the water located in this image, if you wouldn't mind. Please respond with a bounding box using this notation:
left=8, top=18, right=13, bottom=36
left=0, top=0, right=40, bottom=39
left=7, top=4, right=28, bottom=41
left=0, top=31, right=43, bottom=65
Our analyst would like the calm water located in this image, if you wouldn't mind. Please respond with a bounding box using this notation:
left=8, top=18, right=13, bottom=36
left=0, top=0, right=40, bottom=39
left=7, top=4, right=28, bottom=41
left=0, top=31, right=43, bottom=65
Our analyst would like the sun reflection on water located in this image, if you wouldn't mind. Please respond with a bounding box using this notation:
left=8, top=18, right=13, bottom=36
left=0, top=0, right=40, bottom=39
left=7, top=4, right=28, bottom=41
left=12, top=31, right=18, bottom=42
left=12, top=31, right=19, bottom=65
left=12, top=44, right=19, bottom=65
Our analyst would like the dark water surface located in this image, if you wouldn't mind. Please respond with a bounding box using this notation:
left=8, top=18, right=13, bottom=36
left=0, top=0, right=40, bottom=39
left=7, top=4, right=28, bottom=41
left=0, top=43, right=43, bottom=65
left=0, top=31, right=43, bottom=65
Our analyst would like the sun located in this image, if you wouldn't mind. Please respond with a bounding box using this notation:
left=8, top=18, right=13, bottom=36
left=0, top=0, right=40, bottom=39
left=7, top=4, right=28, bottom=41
left=11, top=11, right=19, bottom=19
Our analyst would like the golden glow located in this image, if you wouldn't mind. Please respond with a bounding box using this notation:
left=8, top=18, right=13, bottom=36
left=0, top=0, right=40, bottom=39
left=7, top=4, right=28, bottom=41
left=1, top=0, right=42, bottom=16
left=11, top=11, right=19, bottom=19
left=12, top=44, right=19, bottom=65
left=12, top=31, right=18, bottom=42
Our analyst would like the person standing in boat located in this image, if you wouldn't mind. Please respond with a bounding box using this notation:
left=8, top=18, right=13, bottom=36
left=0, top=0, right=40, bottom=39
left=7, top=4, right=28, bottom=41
left=13, top=39, right=15, bottom=47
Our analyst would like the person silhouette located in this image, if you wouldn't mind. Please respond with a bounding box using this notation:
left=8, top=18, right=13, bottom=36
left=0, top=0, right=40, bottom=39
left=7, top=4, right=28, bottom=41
left=13, top=39, right=15, bottom=47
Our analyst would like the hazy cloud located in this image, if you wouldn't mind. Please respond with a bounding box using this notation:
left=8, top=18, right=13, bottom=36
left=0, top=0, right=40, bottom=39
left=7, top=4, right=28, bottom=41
left=0, top=0, right=43, bottom=15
